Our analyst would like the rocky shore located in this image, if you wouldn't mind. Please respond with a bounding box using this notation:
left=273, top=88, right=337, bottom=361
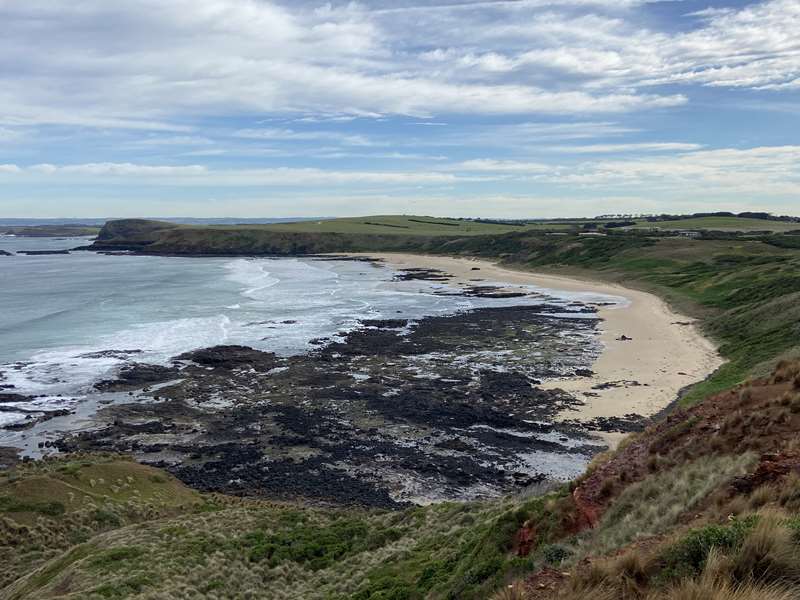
left=42, top=283, right=621, bottom=508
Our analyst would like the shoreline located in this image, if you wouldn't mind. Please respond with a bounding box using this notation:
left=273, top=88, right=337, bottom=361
left=353, top=253, right=724, bottom=441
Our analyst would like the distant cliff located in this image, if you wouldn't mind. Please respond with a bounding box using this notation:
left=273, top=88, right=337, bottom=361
left=1, top=224, right=101, bottom=237
left=89, top=218, right=466, bottom=255
left=91, top=219, right=182, bottom=250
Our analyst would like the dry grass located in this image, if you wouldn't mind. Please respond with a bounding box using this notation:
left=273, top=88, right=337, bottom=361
left=491, top=581, right=527, bottom=600
left=653, top=580, right=797, bottom=600
left=571, top=454, right=756, bottom=559
left=772, top=360, right=800, bottom=385
left=557, top=579, right=797, bottom=600
left=558, top=510, right=800, bottom=600
left=726, top=513, right=800, bottom=585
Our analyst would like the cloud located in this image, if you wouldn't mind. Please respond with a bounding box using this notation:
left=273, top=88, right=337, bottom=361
left=551, top=146, right=800, bottom=196
left=549, top=142, right=703, bottom=153
left=0, top=128, right=24, bottom=143
left=366, top=0, right=679, bottom=15
left=125, top=136, right=215, bottom=147
left=0, top=0, right=692, bottom=130
left=448, top=145, right=800, bottom=198
left=233, top=128, right=375, bottom=146
left=26, top=163, right=208, bottom=176
left=409, top=0, right=800, bottom=91
left=455, top=159, right=553, bottom=172
left=0, top=162, right=467, bottom=186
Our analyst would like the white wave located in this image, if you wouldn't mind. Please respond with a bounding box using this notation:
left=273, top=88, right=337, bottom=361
left=224, top=259, right=280, bottom=300
left=2, top=314, right=236, bottom=397
left=1, top=255, right=610, bottom=421
left=0, top=412, right=26, bottom=427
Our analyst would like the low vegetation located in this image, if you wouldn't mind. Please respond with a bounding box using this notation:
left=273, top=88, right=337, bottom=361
left=3, top=362, right=800, bottom=598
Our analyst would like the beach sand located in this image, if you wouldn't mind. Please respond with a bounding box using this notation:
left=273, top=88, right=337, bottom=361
left=353, top=253, right=723, bottom=443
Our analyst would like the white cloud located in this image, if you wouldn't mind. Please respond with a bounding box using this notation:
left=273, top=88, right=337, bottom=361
left=0, top=128, right=24, bottom=143
left=233, top=128, right=375, bottom=146
left=446, top=145, right=800, bottom=198
left=456, top=159, right=554, bottom=172
left=0, top=0, right=692, bottom=130
left=26, top=163, right=209, bottom=176
left=409, top=0, right=800, bottom=92
left=126, top=136, right=215, bottom=147
left=551, top=146, right=800, bottom=196
left=367, top=0, right=678, bottom=15
left=549, top=142, right=703, bottom=153
left=0, top=162, right=467, bottom=186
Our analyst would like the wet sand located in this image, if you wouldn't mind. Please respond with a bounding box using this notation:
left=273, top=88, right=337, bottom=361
left=354, top=253, right=723, bottom=438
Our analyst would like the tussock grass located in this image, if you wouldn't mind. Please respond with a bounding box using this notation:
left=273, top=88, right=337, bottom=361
left=490, top=581, right=527, bottom=600
left=557, top=511, right=800, bottom=600
left=571, top=454, right=756, bottom=559
left=651, top=580, right=797, bottom=600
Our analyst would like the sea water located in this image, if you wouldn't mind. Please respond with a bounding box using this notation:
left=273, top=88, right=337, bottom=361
left=0, top=235, right=625, bottom=432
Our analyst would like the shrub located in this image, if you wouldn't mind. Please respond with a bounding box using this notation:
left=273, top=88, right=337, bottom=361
left=727, top=515, right=800, bottom=585
left=542, top=544, right=573, bottom=565
left=658, top=516, right=757, bottom=582
left=88, top=546, right=145, bottom=570
left=0, top=496, right=65, bottom=517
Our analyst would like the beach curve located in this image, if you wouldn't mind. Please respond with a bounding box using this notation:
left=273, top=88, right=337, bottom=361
left=353, top=253, right=724, bottom=445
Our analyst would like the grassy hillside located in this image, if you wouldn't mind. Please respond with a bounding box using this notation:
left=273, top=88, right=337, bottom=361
left=432, top=233, right=800, bottom=404
left=0, top=455, right=203, bottom=596
left=630, top=216, right=800, bottom=232
left=0, top=453, right=570, bottom=600
left=213, top=215, right=575, bottom=236
left=4, top=362, right=800, bottom=599
left=88, top=216, right=581, bottom=254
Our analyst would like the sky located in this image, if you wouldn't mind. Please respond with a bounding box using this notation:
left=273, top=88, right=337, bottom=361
left=0, top=0, right=799, bottom=218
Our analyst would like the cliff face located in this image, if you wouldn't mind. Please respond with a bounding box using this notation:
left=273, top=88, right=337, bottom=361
left=92, top=219, right=180, bottom=249
left=90, top=219, right=462, bottom=255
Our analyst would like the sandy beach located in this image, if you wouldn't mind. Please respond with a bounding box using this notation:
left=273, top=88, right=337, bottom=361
left=355, top=253, right=723, bottom=438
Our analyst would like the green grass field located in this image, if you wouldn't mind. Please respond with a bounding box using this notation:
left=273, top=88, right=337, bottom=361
left=201, top=215, right=576, bottom=236
left=631, top=216, right=800, bottom=232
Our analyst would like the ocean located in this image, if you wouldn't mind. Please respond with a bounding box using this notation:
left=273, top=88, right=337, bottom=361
left=0, top=235, right=623, bottom=437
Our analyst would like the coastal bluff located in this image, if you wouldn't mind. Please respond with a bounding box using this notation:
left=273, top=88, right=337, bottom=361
left=86, top=218, right=463, bottom=255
